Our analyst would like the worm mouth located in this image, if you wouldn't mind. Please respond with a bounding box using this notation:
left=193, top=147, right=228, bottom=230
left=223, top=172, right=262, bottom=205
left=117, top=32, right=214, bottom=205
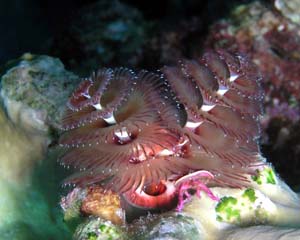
left=143, top=182, right=167, bottom=196
left=122, top=181, right=177, bottom=210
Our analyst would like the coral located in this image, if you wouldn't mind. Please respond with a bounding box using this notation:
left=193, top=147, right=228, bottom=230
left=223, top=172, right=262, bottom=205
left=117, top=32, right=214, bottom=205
left=125, top=172, right=300, bottom=239
left=0, top=107, right=46, bottom=185
left=74, top=217, right=125, bottom=240
left=213, top=183, right=298, bottom=225
left=80, top=186, right=125, bottom=225
left=0, top=116, right=72, bottom=239
left=182, top=172, right=300, bottom=232
left=60, top=187, right=87, bottom=221
left=275, top=0, right=300, bottom=24
left=0, top=56, right=76, bottom=238
left=0, top=53, right=79, bottom=136
left=215, top=196, right=240, bottom=222
left=251, top=167, right=276, bottom=185
left=60, top=186, right=125, bottom=225
left=205, top=1, right=300, bottom=103
left=129, top=213, right=202, bottom=240
left=59, top=50, right=264, bottom=214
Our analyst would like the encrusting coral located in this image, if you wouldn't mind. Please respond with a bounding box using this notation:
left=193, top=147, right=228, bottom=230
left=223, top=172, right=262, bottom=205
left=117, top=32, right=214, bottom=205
left=80, top=186, right=125, bottom=225
left=59, top=50, right=264, bottom=217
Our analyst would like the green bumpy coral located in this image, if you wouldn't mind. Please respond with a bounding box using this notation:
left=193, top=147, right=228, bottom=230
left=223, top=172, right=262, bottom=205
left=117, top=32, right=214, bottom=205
left=252, top=167, right=276, bottom=185
left=215, top=188, right=268, bottom=224
left=242, top=188, right=257, bottom=203
left=215, top=196, right=240, bottom=222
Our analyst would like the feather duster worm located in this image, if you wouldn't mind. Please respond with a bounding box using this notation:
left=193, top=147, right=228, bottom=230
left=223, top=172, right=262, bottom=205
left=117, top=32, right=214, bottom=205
left=59, top=51, right=264, bottom=213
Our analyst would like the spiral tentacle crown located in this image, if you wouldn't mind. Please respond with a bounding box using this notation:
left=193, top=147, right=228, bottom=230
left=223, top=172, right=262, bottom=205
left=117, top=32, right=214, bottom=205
left=59, top=50, right=264, bottom=210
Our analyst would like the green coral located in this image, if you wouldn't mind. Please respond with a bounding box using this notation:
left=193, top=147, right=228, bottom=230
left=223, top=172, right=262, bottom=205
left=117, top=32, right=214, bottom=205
left=87, top=232, right=97, bottom=240
left=74, top=218, right=125, bottom=240
left=214, top=188, right=273, bottom=226
left=215, top=197, right=241, bottom=222
left=242, top=188, right=257, bottom=203
left=252, top=167, right=276, bottom=185
left=98, top=224, right=121, bottom=239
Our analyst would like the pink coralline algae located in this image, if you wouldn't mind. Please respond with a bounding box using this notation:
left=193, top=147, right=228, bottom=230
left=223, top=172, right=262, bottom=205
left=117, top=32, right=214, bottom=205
left=59, top=50, right=264, bottom=214
left=203, top=3, right=300, bottom=189
left=205, top=1, right=300, bottom=105
left=261, top=99, right=300, bottom=130
left=175, top=170, right=220, bottom=211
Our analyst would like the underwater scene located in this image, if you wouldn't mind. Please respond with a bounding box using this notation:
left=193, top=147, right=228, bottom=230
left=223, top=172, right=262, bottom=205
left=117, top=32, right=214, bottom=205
left=1, top=0, right=300, bottom=239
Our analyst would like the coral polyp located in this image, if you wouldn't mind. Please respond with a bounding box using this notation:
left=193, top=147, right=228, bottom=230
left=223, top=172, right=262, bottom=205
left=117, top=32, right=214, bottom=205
left=59, top=50, right=263, bottom=211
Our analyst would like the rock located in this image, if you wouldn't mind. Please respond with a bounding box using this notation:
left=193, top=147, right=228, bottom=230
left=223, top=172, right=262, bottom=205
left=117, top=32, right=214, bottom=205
left=275, top=0, right=300, bottom=25
left=205, top=1, right=300, bottom=103
left=74, top=217, right=126, bottom=240
left=130, top=213, right=203, bottom=240
left=60, top=187, right=87, bottom=222
left=0, top=53, right=79, bottom=138
left=80, top=186, right=125, bottom=225
left=224, top=225, right=300, bottom=240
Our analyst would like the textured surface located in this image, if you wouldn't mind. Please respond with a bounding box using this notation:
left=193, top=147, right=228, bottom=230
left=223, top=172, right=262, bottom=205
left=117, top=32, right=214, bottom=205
left=0, top=54, right=79, bottom=134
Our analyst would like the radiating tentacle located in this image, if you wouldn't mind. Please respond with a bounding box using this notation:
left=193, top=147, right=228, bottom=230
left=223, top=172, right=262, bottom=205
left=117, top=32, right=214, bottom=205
left=67, top=68, right=113, bottom=111
left=162, top=65, right=203, bottom=111
left=59, top=50, right=264, bottom=203
left=202, top=51, right=231, bottom=86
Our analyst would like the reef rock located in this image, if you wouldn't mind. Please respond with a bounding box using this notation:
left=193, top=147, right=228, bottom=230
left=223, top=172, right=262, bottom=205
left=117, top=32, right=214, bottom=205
left=74, top=217, right=126, bottom=240
left=0, top=53, right=79, bottom=139
left=130, top=213, right=202, bottom=240
left=205, top=1, right=300, bottom=104
left=80, top=186, right=125, bottom=225
left=275, top=0, right=300, bottom=24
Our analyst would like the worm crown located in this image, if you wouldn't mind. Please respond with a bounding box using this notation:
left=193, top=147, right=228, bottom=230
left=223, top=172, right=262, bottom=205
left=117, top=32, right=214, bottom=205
left=59, top=50, right=264, bottom=195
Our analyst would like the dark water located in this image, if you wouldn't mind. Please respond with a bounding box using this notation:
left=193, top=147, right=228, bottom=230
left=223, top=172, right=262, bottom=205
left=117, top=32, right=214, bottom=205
left=0, top=0, right=258, bottom=67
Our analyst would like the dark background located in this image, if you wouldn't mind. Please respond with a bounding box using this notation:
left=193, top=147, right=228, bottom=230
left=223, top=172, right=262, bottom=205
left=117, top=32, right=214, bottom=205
left=0, top=0, right=260, bottom=67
